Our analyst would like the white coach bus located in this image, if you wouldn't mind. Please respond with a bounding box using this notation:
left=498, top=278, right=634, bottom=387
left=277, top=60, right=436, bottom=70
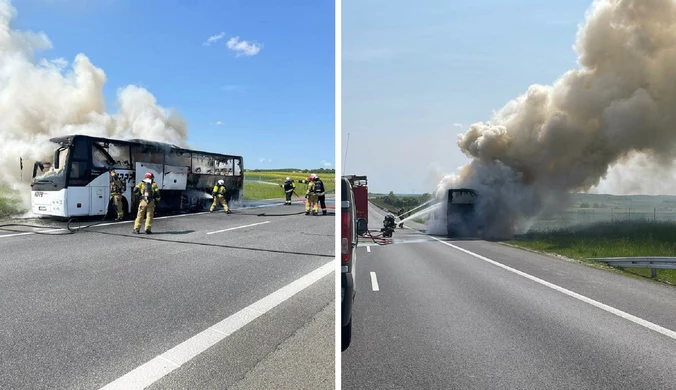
left=30, top=134, right=244, bottom=218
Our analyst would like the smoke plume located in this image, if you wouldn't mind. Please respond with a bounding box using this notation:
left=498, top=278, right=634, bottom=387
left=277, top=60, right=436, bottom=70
left=0, top=0, right=188, bottom=212
left=431, top=0, right=676, bottom=238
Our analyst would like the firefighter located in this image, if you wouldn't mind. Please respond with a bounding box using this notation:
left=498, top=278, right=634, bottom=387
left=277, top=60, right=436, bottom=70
left=313, top=174, right=327, bottom=215
left=133, top=172, right=161, bottom=234
left=382, top=213, right=396, bottom=237
left=282, top=177, right=295, bottom=205
left=305, top=174, right=319, bottom=215
left=110, top=170, right=125, bottom=221
left=211, top=179, right=231, bottom=214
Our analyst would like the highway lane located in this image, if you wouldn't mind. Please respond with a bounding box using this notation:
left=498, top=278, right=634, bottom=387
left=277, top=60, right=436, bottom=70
left=342, top=203, right=676, bottom=389
left=0, top=197, right=335, bottom=389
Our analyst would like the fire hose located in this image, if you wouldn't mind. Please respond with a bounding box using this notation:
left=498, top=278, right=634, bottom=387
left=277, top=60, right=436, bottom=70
left=359, top=228, right=393, bottom=245
left=0, top=198, right=114, bottom=235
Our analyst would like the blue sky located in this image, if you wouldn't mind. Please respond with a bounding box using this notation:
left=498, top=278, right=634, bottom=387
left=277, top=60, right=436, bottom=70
left=11, top=0, right=335, bottom=170
left=342, top=0, right=594, bottom=193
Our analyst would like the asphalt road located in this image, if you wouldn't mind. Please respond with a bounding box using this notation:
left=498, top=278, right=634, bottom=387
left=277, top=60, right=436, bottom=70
left=342, top=203, right=676, bottom=389
left=0, top=197, right=335, bottom=389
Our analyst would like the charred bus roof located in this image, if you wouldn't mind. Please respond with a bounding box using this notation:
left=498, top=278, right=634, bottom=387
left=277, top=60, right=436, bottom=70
left=49, top=134, right=242, bottom=159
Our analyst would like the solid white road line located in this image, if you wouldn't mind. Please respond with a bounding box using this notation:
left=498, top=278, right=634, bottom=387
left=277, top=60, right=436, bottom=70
left=206, top=221, right=271, bottom=235
left=429, top=236, right=676, bottom=341
left=370, top=272, right=379, bottom=291
left=99, top=261, right=334, bottom=390
left=366, top=246, right=371, bottom=253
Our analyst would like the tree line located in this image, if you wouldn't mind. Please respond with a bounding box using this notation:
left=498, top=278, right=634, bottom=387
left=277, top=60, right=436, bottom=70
left=376, top=191, right=433, bottom=212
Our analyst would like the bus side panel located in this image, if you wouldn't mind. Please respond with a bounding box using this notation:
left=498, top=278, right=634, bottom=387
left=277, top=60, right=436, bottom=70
left=88, top=173, right=110, bottom=216
left=67, top=187, right=90, bottom=216
left=162, top=165, right=188, bottom=190
left=136, top=162, right=163, bottom=184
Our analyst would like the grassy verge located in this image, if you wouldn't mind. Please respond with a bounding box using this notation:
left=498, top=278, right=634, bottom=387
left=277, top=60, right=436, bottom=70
left=0, top=187, right=25, bottom=217
left=243, top=171, right=335, bottom=201
left=509, top=221, right=676, bottom=284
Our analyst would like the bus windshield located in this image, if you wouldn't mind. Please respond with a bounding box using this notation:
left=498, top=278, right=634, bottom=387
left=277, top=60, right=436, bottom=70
left=32, top=146, right=70, bottom=186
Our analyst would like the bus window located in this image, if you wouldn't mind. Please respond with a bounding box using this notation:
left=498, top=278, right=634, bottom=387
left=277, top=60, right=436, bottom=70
left=131, top=144, right=164, bottom=165
left=68, top=137, right=92, bottom=185
left=192, top=154, right=214, bottom=175
left=70, top=161, right=82, bottom=178
left=71, top=138, right=89, bottom=160
left=92, top=146, right=109, bottom=168
left=166, top=150, right=190, bottom=167
left=215, top=158, right=233, bottom=176
left=234, top=158, right=242, bottom=176
left=107, top=143, right=132, bottom=169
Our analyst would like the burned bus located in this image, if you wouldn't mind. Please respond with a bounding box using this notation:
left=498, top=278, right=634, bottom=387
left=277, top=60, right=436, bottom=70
left=446, top=188, right=482, bottom=237
left=30, top=134, right=243, bottom=218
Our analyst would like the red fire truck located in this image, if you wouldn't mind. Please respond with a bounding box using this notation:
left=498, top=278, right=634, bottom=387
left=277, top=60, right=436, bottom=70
left=344, top=175, right=368, bottom=225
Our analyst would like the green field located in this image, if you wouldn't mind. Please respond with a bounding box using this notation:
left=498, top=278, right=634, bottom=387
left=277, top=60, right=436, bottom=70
left=513, top=193, right=676, bottom=285
left=510, top=221, right=676, bottom=285
left=243, top=171, right=336, bottom=201
left=530, top=193, right=676, bottom=230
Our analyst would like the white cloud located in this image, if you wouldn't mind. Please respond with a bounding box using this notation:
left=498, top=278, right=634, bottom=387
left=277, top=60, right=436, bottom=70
left=452, top=123, right=463, bottom=127
left=320, top=160, right=332, bottom=168
left=50, top=57, right=68, bottom=69
left=222, top=84, right=244, bottom=91
left=215, top=121, right=223, bottom=125
left=203, top=32, right=225, bottom=46
left=226, top=36, right=261, bottom=57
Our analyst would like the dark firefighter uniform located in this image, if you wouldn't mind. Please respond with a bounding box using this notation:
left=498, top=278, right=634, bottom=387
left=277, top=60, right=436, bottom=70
left=133, top=174, right=161, bottom=234
left=211, top=180, right=231, bottom=213
left=383, top=214, right=396, bottom=229
left=110, top=170, right=125, bottom=221
left=282, top=178, right=295, bottom=205
left=314, top=176, right=327, bottom=215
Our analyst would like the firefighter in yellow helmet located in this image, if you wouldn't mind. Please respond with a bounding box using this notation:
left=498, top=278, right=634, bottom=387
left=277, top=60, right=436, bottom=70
left=109, top=170, right=125, bottom=221
left=133, top=172, right=161, bottom=234
left=305, top=174, right=319, bottom=215
left=211, top=179, right=231, bottom=214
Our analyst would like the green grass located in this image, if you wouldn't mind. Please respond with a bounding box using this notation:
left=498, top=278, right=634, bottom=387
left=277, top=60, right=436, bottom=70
left=242, top=171, right=335, bottom=201
left=0, top=187, right=25, bottom=217
left=510, top=221, right=676, bottom=284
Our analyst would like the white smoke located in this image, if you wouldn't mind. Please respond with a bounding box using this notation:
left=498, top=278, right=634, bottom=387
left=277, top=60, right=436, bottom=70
left=0, top=0, right=188, bottom=212
left=434, top=0, right=676, bottom=237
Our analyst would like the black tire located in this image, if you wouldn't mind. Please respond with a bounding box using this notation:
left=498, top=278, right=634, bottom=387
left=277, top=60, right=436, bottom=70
left=341, top=318, right=352, bottom=351
left=122, top=197, right=130, bottom=218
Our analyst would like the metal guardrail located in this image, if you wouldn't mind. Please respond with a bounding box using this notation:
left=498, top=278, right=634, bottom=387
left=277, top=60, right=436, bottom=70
left=589, top=257, right=676, bottom=278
